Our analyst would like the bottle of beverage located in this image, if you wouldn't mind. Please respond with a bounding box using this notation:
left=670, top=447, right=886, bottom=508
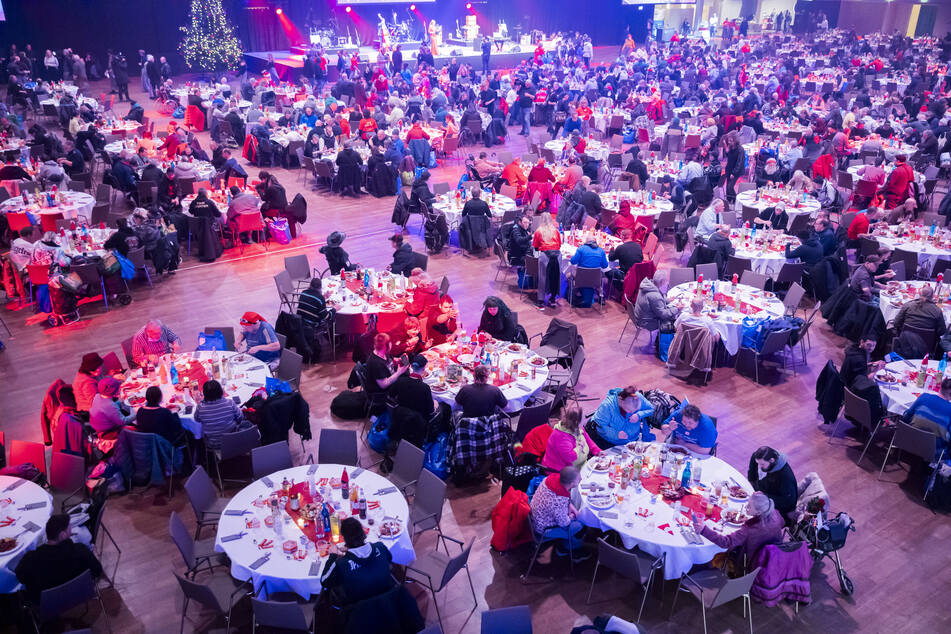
left=681, top=459, right=692, bottom=489
left=359, top=495, right=367, bottom=520
left=917, top=354, right=929, bottom=388
left=170, top=363, right=179, bottom=385
left=321, top=503, right=331, bottom=534
left=939, top=352, right=948, bottom=377
left=309, top=473, right=317, bottom=499
left=350, top=484, right=358, bottom=515
left=341, top=468, right=349, bottom=500
left=363, top=269, right=369, bottom=289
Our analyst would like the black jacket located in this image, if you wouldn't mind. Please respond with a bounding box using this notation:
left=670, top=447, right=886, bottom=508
left=391, top=243, right=415, bottom=276
left=508, top=224, right=532, bottom=265
left=785, top=237, right=824, bottom=268
left=747, top=456, right=798, bottom=516
left=609, top=241, right=644, bottom=274
left=319, top=245, right=353, bottom=275
left=15, top=540, right=103, bottom=602
left=815, top=360, right=844, bottom=425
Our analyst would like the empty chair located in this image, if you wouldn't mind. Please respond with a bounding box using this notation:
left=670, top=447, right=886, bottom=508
left=878, top=422, right=945, bottom=497
left=671, top=567, right=761, bottom=634
left=317, top=428, right=359, bottom=466
left=250, top=596, right=317, bottom=633
left=404, top=536, right=477, bottom=632
left=284, top=254, right=313, bottom=288
left=481, top=605, right=533, bottom=634
left=175, top=572, right=245, bottom=634
left=9, top=440, right=47, bottom=476
left=668, top=267, right=695, bottom=289
left=388, top=440, right=425, bottom=495
left=276, top=348, right=303, bottom=388
left=587, top=538, right=664, bottom=623
left=783, top=282, right=806, bottom=316
left=169, top=510, right=224, bottom=578
left=48, top=452, right=86, bottom=511
left=695, top=262, right=718, bottom=282
left=185, top=466, right=230, bottom=539
left=739, top=270, right=767, bottom=291
left=512, top=399, right=553, bottom=443
left=410, top=468, right=447, bottom=540
left=251, top=441, right=293, bottom=479
left=210, top=427, right=262, bottom=490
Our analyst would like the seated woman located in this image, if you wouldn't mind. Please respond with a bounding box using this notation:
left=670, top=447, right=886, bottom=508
left=426, top=294, right=459, bottom=346
left=747, top=446, right=798, bottom=517
left=542, top=406, right=600, bottom=471
left=660, top=402, right=718, bottom=454
left=134, top=386, right=184, bottom=443
left=692, top=491, right=785, bottom=565
left=89, top=377, right=134, bottom=435
left=478, top=296, right=518, bottom=342
left=387, top=316, right=429, bottom=357
left=194, top=379, right=248, bottom=450
left=586, top=386, right=655, bottom=449
left=236, top=311, right=281, bottom=367
left=529, top=466, right=586, bottom=559
left=404, top=269, right=439, bottom=322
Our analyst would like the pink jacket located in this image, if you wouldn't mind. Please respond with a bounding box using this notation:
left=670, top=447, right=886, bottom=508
left=750, top=542, right=812, bottom=606
left=541, top=427, right=600, bottom=471
left=700, top=509, right=784, bottom=562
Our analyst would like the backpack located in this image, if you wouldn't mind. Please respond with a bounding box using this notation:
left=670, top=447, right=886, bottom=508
left=366, top=409, right=391, bottom=454
left=423, top=432, right=450, bottom=480
left=330, top=390, right=367, bottom=420
left=641, top=389, right=681, bottom=429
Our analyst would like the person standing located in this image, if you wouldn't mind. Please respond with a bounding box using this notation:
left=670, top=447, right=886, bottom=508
left=481, top=37, right=492, bottom=76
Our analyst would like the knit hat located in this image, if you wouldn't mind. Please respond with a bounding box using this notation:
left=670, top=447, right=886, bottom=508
left=97, top=376, right=121, bottom=397
left=748, top=491, right=774, bottom=517
left=57, top=385, right=77, bottom=409
left=79, top=352, right=104, bottom=374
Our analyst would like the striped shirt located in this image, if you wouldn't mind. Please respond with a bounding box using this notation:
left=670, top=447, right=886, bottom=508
left=194, top=398, right=244, bottom=450
left=131, top=325, right=182, bottom=365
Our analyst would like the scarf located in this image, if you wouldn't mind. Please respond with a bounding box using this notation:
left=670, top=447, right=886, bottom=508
left=555, top=422, right=590, bottom=469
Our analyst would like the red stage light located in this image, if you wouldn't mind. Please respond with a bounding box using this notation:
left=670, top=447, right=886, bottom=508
left=276, top=8, right=283, bottom=14
left=345, top=6, right=352, bottom=13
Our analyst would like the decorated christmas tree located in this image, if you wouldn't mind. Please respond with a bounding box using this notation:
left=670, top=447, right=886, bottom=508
left=179, top=0, right=243, bottom=73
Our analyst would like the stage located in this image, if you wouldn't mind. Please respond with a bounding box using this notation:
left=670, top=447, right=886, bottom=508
left=243, top=38, right=552, bottom=83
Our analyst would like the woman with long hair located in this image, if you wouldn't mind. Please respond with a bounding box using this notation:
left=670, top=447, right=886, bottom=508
left=532, top=213, right=562, bottom=308
left=478, top=296, right=518, bottom=342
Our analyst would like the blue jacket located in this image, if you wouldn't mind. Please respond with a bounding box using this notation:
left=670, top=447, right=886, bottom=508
left=903, top=393, right=951, bottom=451
left=570, top=243, right=608, bottom=269
left=591, top=387, right=655, bottom=446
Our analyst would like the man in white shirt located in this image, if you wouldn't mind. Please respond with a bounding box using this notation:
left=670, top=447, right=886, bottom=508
left=675, top=297, right=714, bottom=331
left=695, top=199, right=724, bottom=241
left=676, top=151, right=703, bottom=186
left=10, top=225, right=37, bottom=271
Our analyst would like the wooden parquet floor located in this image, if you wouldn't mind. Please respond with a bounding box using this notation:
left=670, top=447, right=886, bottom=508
left=1, top=78, right=949, bottom=634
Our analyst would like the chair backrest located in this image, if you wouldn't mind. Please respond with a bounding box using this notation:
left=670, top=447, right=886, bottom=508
left=480, top=605, right=533, bottom=634
left=695, top=262, right=718, bottom=282
left=893, top=421, right=939, bottom=462
left=568, top=345, right=586, bottom=387
left=9, top=440, right=46, bottom=475
left=513, top=399, right=553, bottom=443
left=757, top=329, right=791, bottom=355
left=783, top=282, right=806, bottom=314
left=252, top=440, right=293, bottom=478
left=414, top=468, right=446, bottom=525
left=573, top=266, right=604, bottom=292
left=49, top=451, right=86, bottom=495
left=892, top=248, right=919, bottom=278
left=843, top=386, right=873, bottom=430
left=392, top=440, right=425, bottom=486
left=739, top=270, right=767, bottom=291
left=184, top=466, right=219, bottom=520
left=274, top=270, right=295, bottom=297
left=710, top=567, right=761, bottom=608
left=775, top=262, right=804, bottom=285
left=251, top=597, right=311, bottom=631
left=431, top=182, right=450, bottom=196
left=27, top=263, right=50, bottom=285
left=317, top=428, right=359, bottom=466
left=218, top=426, right=262, bottom=461
left=38, top=569, right=97, bottom=624
left=169, top=510, right=199, bottom=569
left=276, top=348, right=303, bottom=385
left=522, top=254, right=540, bottom=278
left=237, top=213, right=265, bottom=232
left=174, top=573, right=225, bottom=614
left=284, top=254, right=311, bottom=282
left=595, top=537, right=654, bottom=584
left=120, top=336, right=135, bottom=369
left=204, top=326, right=236, bottom=351
left=436, top=538, right=475, bottom=592
left=127, top=246, right=147, bottom=268
left=668, top=267, right=694, bottom=289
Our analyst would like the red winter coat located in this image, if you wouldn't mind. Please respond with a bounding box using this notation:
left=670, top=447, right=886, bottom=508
left=491, top=487, right=532, bottom=552
left=750, top=542, right=812, bottom=606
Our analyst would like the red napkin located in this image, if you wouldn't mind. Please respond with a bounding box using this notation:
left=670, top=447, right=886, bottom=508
left=657, top=523, right=675, bottom=535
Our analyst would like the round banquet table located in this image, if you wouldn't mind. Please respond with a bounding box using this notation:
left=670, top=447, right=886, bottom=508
left=545, top=138, right=610, bottom=161
left=668, top=282, right=786, bottom=355
left=322, top=271, right=414, bottom=333
left=875, top=359, right=948, bottom=416
left=431, top=192, right=517, bottom=226
left=56, top=226, right=115, bottom=258
left=728, top=229, right=800, bottom=277
left=118, top=351, right=271, bottom=439
left=101, top=121, right=142, bottom=136
left=599, top=191, right=674, bottom=217
left=214, top=464, right=415, bottom=598
left=558, top=229, right=623, bottom=272
left=136, top=161, right=216, bottom=182
left=878, top=280, right=951, bottom=328
left=881, top=142, right=918, bottom=161
left=735, top=189, right=821, bottom=221
left=872, top=226, right=951, bottom=277
left=576, top=443, right=753, bottom=580
left=40, top=96, right=98, bottom=109
left=0, top=191, right=95, bottom=220
left=762, top=120, right=809, bottom=136
left=181, top=189, right=260, bottom=216
left=0, top=475, right=54, bottom=593
left=420, top=338, right=550, bottom=412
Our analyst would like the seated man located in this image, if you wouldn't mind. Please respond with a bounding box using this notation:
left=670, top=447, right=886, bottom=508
left=15, top=514, right=103, bottom=602
left=320, top=517, right=394, bottom=605
left=607, top=229, right=643, bottom=285
left=387, top=353, right=437, bottom=451
left=840, top=337, right=881, bottom=389
left=894, top=284, right=947, bottom=340
left=785, top=230, right=824, bottom=268
left=588, top=386, right=655, bottom=449
left=131, top=319, right=182, bottom=366
left=473, top=152, right=502, bottom=179
left=569, top=238, right=609, bottom=307
left=903, top=378, right=951, bottom=453
left=849, top=254, right=892, bottom=301
left=529, top=466, right=586, bottom=560
left=705, top=224, right=735, bottom=267
left=387, top=233, right=416, bottom=277
left=455, top=364, right=507, bottom=418
left=89, top=377, right=135, bottom=434
left=660, top=402, right=718, bottom=454
left=675, top=297, right=714, bottom=330
left=634, top=269, right=681, bottom=331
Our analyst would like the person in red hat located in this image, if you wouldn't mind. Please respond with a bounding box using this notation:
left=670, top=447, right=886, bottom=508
left=237, top=311, right=281, bottom=366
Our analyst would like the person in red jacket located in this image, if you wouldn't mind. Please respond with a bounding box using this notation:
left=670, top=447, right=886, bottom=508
left=880, top=154, right=915, bottom=209
left=405, top=121, right=430, bottom=141
left=528, top=158, right=555, bottom=183
left=811, top=153, right=834, bottom=181
left=358, top=111, right=377, bottom=140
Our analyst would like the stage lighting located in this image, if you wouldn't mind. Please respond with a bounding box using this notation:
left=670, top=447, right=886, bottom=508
left=466, top=3, right=472, bottom=9
left=345, top=6, right=352, bottom=13
left=276, top=8, right=282, bottom=14
left=410, top=4, right=416, bottom=10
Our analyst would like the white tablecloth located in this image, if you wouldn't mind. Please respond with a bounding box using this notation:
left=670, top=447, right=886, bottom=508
left=577, top=444, right=752, bottom=580
left=545, top=138, right=610, bottom=161
left=321, top=272, right=412, bottom=334
left=431, top=193, right=516, bottom=227
left=668, top=282, right=786, bottom=354
left=215, top=465, right=415, bottom=598
left=599, top=192, right=674, bottom=216
left=137, top=161, right=216, bottom=182
left=119, top=351, right=271, bottom=439
left=421, top=339, right=549, bottom=412
left=735, top=190, right=821, bottom=221
left=874, top=231, right=951, bottom=277
left=879, top=281, right=951, bottom=327
left=0, top=191, right=95, bottom=220
left=0, top=476, right=54, bottom=593
left=876, top=359, right=946, bottom=416
left=728, top=230, right=800, bottom=277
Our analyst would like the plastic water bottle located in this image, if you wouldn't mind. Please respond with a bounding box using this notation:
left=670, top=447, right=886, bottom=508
left=363, top=269, right=370, bottom=289
left=681, top=459, right=692, bottom=489
left=939, top=353, right=947, bottom=377
left=930, top=223, right=937, bottom=237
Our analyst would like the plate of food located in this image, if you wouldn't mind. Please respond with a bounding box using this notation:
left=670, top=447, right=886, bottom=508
left=0, top=536, right=20, bottom=554
left=876, top=370, right=899, bottom=383
left=728, top=485, right=750, bottom=502
left=530, top=356, right=547, bottom=366
left=660, top=483, right=687, bottom=500
left=507, top=343, right=522, bottom=352
left=667, top=445, right=689, bottom=456
left=167, top=404, right=182, bottom=414
left=431, top=384, right=448, bottom=393
left=722, top=510, right=751, bottom=526
left=378, top=302, right=400, bottom=311
left=456, top=353, right=475, bottom=365
left=127, top=395, right=147, bottom=408
left=590, top=456, right=613, bottom=472
left=379, top=518, right=403, bottom=539
left=586, top=493, right=614, bottom=509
